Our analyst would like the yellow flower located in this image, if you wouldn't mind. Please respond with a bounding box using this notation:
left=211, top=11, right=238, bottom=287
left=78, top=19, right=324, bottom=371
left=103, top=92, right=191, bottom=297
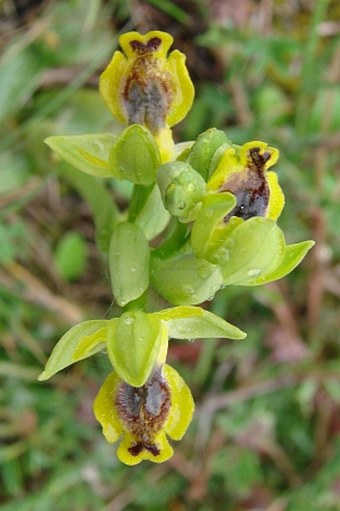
left=93, top=364, right=194, bottom=466
left=99, top=31, right=194, bottom=162
left=207, top=141, right=285, bottom=221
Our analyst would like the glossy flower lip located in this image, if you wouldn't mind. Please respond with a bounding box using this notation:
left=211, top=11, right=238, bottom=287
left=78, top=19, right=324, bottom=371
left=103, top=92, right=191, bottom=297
left=207, top=141, right=285, bottom=221
left=93, top=364, right=194, bottom=466
left=99, top=31, right=194, bottom=161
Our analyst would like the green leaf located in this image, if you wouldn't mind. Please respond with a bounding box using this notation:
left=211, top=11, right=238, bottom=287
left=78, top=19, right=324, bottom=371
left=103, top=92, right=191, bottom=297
left=0, top=41, right=43, bottom=121
left=107, top=312, right=164, bottom=387
left=191, top=192, right=237, bottom=259
left=110, top=125, right=161, bottom=185
left=188, top=128, right=231, bottom=180
left=45, top=134, right=117, bottom=177
left=156, top=307, right=246, bottom=340
left=54, top=231, right=87, bottom=281
left=134, top=185, right=170, bottom=241
left=219, top=218, right=286, bottom=286
left=247, top=240, right=315, bottom=286
left=109, top=222, right=150, bottom=306
left=38, top=320, right=109, bottom=381
left=151, top=254, right=223, bottom=305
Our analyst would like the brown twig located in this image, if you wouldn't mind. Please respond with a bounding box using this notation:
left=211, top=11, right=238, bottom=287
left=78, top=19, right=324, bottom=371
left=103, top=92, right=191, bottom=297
left=0, top=261, right=84, bottom=324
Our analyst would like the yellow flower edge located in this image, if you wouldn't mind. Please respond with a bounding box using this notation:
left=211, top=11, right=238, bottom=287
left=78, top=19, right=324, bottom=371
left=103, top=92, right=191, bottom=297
left=93, top=364, right=194, bottom=465
left=99, top=30, right=194, bottom=130
left=207, top=141, right=284, bottom=220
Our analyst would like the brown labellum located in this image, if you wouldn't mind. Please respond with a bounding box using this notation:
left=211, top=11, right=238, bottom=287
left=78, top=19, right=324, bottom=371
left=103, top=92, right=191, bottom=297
left=122, top=39, right=174, bottom=132
left=221, top=146, right=271, bottom=221
left=115, top=369, right=171, bottom=457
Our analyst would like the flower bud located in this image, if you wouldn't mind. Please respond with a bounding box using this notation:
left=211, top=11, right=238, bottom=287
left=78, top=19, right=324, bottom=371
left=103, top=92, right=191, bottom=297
left=157, top=161, right=206, bottom=221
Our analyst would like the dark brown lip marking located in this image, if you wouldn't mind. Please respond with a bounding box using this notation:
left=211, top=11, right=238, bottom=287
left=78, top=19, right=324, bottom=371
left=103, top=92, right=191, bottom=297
left=128, top=441, right=160, bottom=457
left=130, top=37, right=162, bottom=54
left=115, top=370, right=171, bottom=457
left=222, top=146, right=271, bottom=221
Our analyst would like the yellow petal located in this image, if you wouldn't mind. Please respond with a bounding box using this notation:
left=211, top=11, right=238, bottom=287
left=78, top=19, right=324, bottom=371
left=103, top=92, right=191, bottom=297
left=99, top=50, right=128, bottom=124
left=117, top=431, right=174, bottom=466
left=267, top=171, right=285, bottom=220
left=163, top=364, right=194, bottom=440
left=240, top=141, right=279, bottom=169
left=207, top=146, right=240, bottom=191
left=118, top=31, right=174, bottom=60
left=166, top=50, right=195, bottom=127
left=93, top=372, right=123, bottom=444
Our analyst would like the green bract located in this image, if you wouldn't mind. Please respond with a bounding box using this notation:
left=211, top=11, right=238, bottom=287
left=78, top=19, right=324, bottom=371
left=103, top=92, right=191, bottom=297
left=107, top=311, right=166, bottom=387
left=151, top=253, right=223, bottom=305
left=38, top=320, right=108, bottom=381
left=38, top=306, right=246, bottom=385
left=109, top=222, right=150, bottom=306
left=155, top=306, right=246, bottom=340
left=45, top=134, right=116, bottom=177
left=187, top=128, right=231, bottom=180
left=216, top=217, right=286, bottom=285
left=110, top=125, right=161, bottom=184
left=245, top=240, right=315, bottom=286
left=191, top=192, right=237, bottom=260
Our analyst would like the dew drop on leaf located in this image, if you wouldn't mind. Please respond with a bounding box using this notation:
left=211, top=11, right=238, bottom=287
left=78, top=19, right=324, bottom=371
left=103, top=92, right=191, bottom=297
left=247, top=268, right=261, bottom=278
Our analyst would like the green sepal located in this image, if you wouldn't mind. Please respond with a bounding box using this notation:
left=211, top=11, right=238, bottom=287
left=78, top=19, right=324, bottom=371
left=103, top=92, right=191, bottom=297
left=38, top=320, right=109, bottom=381
left=109, top=222, right=150, bottom=307
left=110, top=125, right=161, bottom=185
left=187, top=128, right=231, bottom=180
left=107, top=311, right=166, bottom=387
left=246, top=239, right=315, bottom=286
left=218, top=217, right=286, bottom=286
left=174, top=141, right=195, bottom=161
left=155, top=306, right=246, bottom=340
left=151, top=253, right=223, bottom=305
left=191, top=192, right=237, bottom=259
left=134, top=185, right=170, bottom=241
left=45, top=134, right=116, bottom=177
left=157, top=161, right=206, bottom=222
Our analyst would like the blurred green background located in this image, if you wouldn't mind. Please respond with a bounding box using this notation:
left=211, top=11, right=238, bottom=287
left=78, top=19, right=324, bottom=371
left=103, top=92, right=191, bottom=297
left=0, top=0, right=339, bottom=509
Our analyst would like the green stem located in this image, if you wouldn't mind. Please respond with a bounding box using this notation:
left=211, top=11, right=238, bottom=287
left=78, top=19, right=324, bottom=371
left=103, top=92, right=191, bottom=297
left=122, top=291, right=148, bottom=313
left=152, top=219, right=188, bottom=259
left=127, top=184, right=154, bottom=223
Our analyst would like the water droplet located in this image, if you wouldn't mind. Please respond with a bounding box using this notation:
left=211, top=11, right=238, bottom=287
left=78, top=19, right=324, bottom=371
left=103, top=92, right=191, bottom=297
left=187, top=183, right=195, bottom=192
left=198, top=267, right=210, bottom=279
left=183, top=285, right=194, bottom=296
left=217, top=247, right=229, bottom=262
left=124, top=316, right=134, bottom=325
left=177, top=200, right=186, bottom=210
left=247, top=268, right=261, bottom=278
left=130, top=266, right=137, bottom=272
left=205, top=210, right=213, bottom=218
